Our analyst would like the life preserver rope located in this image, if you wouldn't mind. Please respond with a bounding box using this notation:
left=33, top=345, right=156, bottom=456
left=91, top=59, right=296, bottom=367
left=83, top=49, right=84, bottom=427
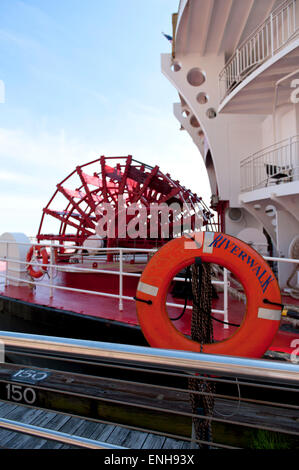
left=26, top=245, right=49, bottom=279
left=135, top=232, right=282, bottom=358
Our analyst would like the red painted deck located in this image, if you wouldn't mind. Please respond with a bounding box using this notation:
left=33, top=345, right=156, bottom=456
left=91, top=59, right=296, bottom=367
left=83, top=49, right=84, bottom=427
left=0, top=261, right=298, bottom=357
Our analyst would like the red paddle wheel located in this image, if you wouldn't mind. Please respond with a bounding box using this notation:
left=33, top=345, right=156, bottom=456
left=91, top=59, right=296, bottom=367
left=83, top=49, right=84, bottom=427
left=36, top=155, right=216, bottom=261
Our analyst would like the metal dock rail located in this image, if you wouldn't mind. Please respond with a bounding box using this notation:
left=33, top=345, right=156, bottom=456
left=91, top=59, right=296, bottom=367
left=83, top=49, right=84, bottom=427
left=0, top=331, right=298, bottom=449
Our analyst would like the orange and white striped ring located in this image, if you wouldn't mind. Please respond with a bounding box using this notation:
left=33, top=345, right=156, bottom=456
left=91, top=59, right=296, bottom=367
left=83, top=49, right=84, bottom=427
left=26, top=245, right=49, bottom=279
left=135, top=232, right=282, bottom=359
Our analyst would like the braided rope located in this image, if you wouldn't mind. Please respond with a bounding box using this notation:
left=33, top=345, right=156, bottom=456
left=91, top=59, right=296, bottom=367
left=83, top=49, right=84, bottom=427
left=188, top=261, right=215, bottom=447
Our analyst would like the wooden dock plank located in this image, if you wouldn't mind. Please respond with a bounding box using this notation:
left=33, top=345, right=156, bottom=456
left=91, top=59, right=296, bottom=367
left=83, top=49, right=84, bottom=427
left=88, top=422, right=116, bottom=442
left=0, top=402, right=74, bottom=449
left=5, top=411, right=62, bottom=449
left=141, top=433, right=166, bottom=449
left=162, top=437, right=191, bottom=450
left=38, top=414, right=75, bottom=449
left=0, top=401, right=23, bottom=417
left=0, top=400, right=192, bottom=449
left=0, top=402, right=19, bottom=448
left=69, top=418, right=106, bottom=439
left=0, top=392, right=194, bottom=449
left=0, top=401, right=18, bottom=416
left=39, top=411, right=71, bottom=432
left=0, top=404, right=46, bottom=448
left=52, top=416, right=88, bottom=437
left=39, top=441, right=66, bottom=449
left=40, top=415, right=115, bottom=449
left=105, top=426, right=148, bottom=448
left=20, top=412, right=71, bottom=449
left=59, top=443, right=82, bottom=449
left=0, top=405, right=72, bottom=449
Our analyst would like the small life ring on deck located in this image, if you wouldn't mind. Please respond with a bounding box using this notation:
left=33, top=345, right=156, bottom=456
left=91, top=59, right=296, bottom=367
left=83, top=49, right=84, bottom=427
left=135, top=232, right=282, bottom=359
left=26, top=245, right=49, bottom=279
left=92, top=262, right=98, bottom=269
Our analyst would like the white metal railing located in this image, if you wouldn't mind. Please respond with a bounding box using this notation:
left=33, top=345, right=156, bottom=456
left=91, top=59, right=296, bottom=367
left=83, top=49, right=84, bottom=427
left=0, top=240, right=230, bottom=327
left=219, top=0, right=298, bottom=101
left=0, top=239, right=298, bottom=327
left=240, top=135, right=299, bottom=192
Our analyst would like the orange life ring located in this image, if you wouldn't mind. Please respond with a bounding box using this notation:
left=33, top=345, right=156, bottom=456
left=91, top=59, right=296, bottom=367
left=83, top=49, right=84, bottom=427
left=136, top=232, right=282, bottom=359
left=26, top=245, right=49, bottom=279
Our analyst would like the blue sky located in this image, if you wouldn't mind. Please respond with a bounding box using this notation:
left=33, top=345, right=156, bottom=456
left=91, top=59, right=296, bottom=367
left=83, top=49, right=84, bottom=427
left=0, top=0, right=211, bottom=235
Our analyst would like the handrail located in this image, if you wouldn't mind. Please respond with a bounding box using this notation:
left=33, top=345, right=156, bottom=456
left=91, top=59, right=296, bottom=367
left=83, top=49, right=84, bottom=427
left=1, top=331, right=299, bottom=384
left=240, top=134, right=299, bottom=192
left=0, top=238, right=230, bottom=323
left=240, top=135, right=299, bottom=165
left=1, top=239, right=299, bottom=324
left=0, top=239, right=158, bottom=252
left=219, top=0, right=298, bottom=101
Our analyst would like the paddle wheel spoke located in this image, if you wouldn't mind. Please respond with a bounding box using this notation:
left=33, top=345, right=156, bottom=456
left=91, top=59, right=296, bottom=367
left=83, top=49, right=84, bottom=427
left=100, top=155, right=116, bottom=204
left=76, top=166, right=99, bottom=217
left=56, top=184, right=96, bottom=230
left=118, top=155, right=132, bottom=195
left=42, top=208, right=94, bottom=238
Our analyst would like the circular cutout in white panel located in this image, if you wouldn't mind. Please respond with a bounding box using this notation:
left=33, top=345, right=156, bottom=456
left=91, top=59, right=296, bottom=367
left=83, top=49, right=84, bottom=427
left=206, top=108, right=217, bottom=119
left=228, top=208, right=243, bottom=223
left=197, top=92, right=209, bottom=104
left=171, top=62, right=181, bottom=72
left=190, top=115, right=200, bottom=128
left=186, top=68, right=206, bottom=87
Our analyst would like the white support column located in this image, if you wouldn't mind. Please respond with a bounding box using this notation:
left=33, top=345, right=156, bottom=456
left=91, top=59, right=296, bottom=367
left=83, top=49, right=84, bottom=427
left=119, top=249, right=123, bottom=311
left=275, top=208, right=299, bottom=288
left=223, top=268, right=229, bottom=330
left=0, top=233, right=31, bottom=287
left=49, top=243, right=54, bottom=298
